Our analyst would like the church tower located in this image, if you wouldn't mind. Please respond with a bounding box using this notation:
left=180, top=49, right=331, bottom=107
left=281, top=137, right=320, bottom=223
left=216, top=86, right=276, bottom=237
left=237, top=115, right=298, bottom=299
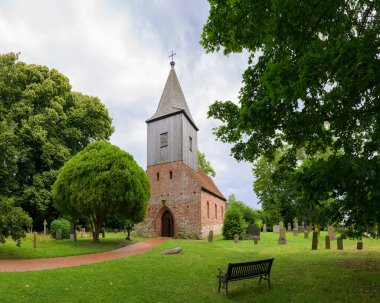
left=135, top=57, right=227, bottom=239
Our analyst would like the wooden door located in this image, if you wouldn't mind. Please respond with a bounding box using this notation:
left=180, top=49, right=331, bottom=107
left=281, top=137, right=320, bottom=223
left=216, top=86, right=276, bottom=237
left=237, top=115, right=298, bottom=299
left=162, top=210, right=174, bottom=237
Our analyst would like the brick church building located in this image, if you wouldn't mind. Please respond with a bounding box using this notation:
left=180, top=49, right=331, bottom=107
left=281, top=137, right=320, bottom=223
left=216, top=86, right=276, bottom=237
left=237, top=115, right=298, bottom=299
left=135, top=60, right=227, bottom=239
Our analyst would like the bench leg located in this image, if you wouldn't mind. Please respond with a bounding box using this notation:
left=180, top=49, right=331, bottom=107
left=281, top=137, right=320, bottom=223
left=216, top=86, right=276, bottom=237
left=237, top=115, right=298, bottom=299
left=218, top=280, right=221, bottom=293
left=225, top=282, right=228, bottom=297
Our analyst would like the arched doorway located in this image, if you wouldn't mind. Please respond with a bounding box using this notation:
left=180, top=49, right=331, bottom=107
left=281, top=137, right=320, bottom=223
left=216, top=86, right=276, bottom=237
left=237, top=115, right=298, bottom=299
left=161, top=210, right=174, bottom=237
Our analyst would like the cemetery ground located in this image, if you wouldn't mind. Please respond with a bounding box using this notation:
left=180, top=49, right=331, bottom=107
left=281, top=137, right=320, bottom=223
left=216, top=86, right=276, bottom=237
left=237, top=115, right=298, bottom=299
left=0, top=232, right=379, bottom=303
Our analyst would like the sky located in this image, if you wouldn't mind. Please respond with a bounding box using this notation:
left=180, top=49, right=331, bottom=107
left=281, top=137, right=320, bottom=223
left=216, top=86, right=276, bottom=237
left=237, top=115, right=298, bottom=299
left=0, top=0, right=260, bottom=207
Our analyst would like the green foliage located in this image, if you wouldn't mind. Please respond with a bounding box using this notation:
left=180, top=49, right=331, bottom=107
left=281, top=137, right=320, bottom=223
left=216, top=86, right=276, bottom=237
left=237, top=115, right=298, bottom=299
left=222, top=207, right=247, bottom=240
left=202, top=1, right=380, bottom=236
left=50, top=219, right=71, bottom=239
left=52, top=141, right=150, bottom=243
left=197, top=150, right=216, bottom=177
left=0, top=53, right=114, bottom=227
left=0, top=197, right=32, bottom=246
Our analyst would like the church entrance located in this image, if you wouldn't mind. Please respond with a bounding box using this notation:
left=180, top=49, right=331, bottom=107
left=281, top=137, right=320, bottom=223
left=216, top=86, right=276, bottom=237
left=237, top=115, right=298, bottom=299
left=161, top=210, right=174, bottom=237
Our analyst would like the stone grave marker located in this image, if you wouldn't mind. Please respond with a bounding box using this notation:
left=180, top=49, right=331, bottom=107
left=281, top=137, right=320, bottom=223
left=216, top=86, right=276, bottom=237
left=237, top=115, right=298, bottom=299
left=293, top=229, right=299, bottom=236
left=287, top=223, right=291, bottom=231
left=337, top=237, right=343, bottom=250
left=304, top=231, right=309, bottom=239
left=234, top=234, right=239, bottom=243
left=70, top=223, right=75, bottom=241
left=293, top=218, right=299, bottom=230
left=278, top=227, right=287, bottom=245
left=325, top=235, right=330, bottom=249
left=253, top=238, right=259, bottom=245
left=311, top=231, right=318, bottom=250
left=306, top=225, right=312, bottom=232
left=43, top=219, right=47, bottom=237
left=279, top=221, right=284, bottom=229
left=263, top=224, right=267, bottom=232
left=102, top=227, right=105, bottom=238
left=33, top=232, right=37, bottom=249
left=208, top=230, right=214, bottom=242
left=247, top=225, right=256, bottom=239
left=328, top=226, right=335, bottom=241
left=316, top=225, right=321, bottom=236
left=357, top=241, right=363, bottom=250
left=56, top=229, right=62, bottom=240
left=273, top=225, right=280, bottom=233
left=252, top=226, right=261, bottom=240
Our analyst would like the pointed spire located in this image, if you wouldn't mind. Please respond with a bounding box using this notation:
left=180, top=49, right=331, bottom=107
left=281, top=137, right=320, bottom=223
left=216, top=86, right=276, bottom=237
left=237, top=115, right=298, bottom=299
left=146, top=61, right=198, bottom=130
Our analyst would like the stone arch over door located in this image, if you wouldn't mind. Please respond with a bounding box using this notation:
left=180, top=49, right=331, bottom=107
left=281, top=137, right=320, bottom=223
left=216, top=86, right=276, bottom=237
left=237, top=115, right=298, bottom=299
left=156, top=207, right=176, bottom=237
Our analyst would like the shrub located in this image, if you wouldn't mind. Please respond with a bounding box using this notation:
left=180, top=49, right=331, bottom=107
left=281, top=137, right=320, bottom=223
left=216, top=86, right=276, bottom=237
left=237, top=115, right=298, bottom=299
left=50, top=219, right=71, bottom=239
left=222, top=207, right=247, bottom=240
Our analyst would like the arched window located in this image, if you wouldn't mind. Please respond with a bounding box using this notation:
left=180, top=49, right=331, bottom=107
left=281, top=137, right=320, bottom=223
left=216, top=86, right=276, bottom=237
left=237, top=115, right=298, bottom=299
left=215, top=204, right=217, bottom=219
left=207, top=201, right=209, bottom=219
left=157, top=173, right=160, bottom=181
left=170, top=171, right=172, bottom=179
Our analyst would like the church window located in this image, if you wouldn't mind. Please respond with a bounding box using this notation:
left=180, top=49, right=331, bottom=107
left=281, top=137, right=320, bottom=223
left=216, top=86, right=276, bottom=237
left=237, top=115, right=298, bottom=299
left=170, top=171, right=172, bottom=179
left=160, top=132, right=168, bottom=148
left=215, top=204, right=217, bottom=219
left=189, top=136, right=192, bottom=151
left=207, top=201, right=209, bottom=219
left=157, top=173, right=160, bottom=181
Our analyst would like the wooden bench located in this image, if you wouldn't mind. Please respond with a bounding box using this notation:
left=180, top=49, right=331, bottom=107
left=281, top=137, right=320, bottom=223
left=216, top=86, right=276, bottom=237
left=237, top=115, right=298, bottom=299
left=217, top=258, right=274, bottom=295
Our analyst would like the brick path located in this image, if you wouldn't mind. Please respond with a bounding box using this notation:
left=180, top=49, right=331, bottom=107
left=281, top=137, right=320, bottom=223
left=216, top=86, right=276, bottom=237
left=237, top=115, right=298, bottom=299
left=0, top=238, right=167, bottom=272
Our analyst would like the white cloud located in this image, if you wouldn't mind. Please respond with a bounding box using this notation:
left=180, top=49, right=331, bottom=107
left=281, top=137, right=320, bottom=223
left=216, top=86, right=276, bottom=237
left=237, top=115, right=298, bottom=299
left=0, top=0, right=259, bottom=207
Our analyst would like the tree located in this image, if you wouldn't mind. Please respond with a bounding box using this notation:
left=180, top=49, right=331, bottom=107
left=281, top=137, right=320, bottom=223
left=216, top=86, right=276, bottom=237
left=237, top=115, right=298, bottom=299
left=222, top=207, right=247, bottom=240
left=0, top=197, right=32, bottom=246
left=197, top=151, right=216, bottom=177
left=0, top=53, right=114, bottom=227
left=202, top=1, right=380, bottom=235
left=52, top=141, right=150, bottom=243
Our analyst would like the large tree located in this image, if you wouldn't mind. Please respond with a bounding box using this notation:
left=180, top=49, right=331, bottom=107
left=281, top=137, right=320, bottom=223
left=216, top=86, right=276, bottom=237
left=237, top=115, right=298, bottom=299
left=0, top=53, right=114, bottom=227
left=52, top=141, right=150, bottom=243
left=197, top=150, right=216, bottom=177
left=201, top=1, right=380, bottom=236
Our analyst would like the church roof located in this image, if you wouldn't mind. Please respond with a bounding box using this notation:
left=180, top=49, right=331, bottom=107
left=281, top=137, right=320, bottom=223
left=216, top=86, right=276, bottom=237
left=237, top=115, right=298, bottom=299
left=185, top=166, right=226, bottom=201
left=146, top=65, right=198, bottom=130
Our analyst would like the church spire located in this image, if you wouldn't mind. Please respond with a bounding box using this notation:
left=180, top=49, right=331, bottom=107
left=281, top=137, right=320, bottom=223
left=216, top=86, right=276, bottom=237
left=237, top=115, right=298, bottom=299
left=146, top=56, right=198, bottom=130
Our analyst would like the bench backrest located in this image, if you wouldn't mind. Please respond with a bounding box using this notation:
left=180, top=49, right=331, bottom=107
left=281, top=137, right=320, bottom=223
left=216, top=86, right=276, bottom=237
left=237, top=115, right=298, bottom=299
left=227, top=258, right=274, bottom=280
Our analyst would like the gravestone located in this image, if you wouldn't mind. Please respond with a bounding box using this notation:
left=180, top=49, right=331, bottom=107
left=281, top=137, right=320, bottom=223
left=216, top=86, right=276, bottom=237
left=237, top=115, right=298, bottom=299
left=56, top=229, right=62, bottom=240
left=253, top=238, right=259, bottom=245
left=325, top=235, right=330, bottom=249
left=273, top=225, right=280, bottom=233
left=298, top=226, right=304, bottom=232
left=263, top=224, right=267, bottom=232
left=357, top=241, right=363, bottom=250
left=208, top=230, right=214, bottom=242
left=302, top=221, right=305, bottom=228
left=304, top=231, right=309, bottom=239
left=287, top=223, right=291, bottom=231
left=43, top=219, right=47, bottom=237
left=306, top=226, right=312, bottom=232
left=293, top=218, right=299, bottom=231
left=337, top=237, right=343, bottom=250
left=113, top=229, right=118, bottom=233
left=81, top=228, right=85, bottom=238
left=293, top=229, right=299, bottom=236
left=247, top=225, right=256, bottom=239
left=311, top=231, right=318, bottom=250
left=316, top=225, right=321, bottom=236
left=278, top=227, right=287, bottom=244
left=328, top=226, right=335, bottom=241
left=252, top=226, right=261, bottom=240
left=102, top=227, right=105, bottom=238
left=70, top=223, right=75, bottom=241
left=161, top=247, right=182, bottom=255
left=33, top=232, right=37, bottom=249
left=234, top=234, right=239, bottom=243
left=279, top=221, right=284, bottom=229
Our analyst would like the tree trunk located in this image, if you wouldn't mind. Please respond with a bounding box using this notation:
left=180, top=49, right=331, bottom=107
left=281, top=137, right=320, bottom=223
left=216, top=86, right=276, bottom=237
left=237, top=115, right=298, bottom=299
left=93, top=221, right=101, bottom=244
left=126, top=227, right=132, bottom=240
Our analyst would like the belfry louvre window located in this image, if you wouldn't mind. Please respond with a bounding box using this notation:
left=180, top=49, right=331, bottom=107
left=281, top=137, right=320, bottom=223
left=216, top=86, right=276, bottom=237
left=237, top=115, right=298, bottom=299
left=160, top=132, right=168, bottom=148
left=189, top=136, right=192, bottom=151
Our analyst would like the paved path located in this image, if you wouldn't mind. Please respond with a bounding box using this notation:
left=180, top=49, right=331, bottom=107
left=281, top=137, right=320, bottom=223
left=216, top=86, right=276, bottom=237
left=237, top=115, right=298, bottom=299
left=0, top=238, right=167, bottom=272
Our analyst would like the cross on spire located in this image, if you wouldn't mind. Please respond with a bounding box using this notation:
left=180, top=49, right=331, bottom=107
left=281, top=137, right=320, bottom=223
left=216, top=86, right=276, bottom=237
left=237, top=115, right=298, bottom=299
left=169, top=51, right=176, bottom=69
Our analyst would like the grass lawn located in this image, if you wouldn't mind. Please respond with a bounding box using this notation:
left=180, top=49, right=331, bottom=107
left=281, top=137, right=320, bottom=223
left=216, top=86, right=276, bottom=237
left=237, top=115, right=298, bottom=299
left=0, top=231, right=379, bottom=302
left=0, top=232, right=142, bottom=259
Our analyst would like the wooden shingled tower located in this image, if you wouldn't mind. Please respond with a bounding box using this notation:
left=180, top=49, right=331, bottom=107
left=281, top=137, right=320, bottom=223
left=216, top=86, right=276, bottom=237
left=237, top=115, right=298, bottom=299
left=135, top=57, right=227, bottom=239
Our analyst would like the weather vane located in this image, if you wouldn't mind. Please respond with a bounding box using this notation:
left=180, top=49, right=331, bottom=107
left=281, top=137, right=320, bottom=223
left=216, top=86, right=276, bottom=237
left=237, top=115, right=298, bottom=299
left=169, top=51, right=176, bottom=69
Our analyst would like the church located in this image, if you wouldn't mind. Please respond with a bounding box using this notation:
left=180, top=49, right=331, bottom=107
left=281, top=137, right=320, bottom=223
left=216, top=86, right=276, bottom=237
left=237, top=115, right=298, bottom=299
left=135, top=58, right=227, bottom=239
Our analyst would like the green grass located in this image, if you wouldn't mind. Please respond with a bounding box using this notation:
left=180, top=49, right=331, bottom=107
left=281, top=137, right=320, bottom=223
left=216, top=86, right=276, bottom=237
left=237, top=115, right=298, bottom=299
left=0, top=232, right=142, bottom=259
left=0, top=232, right=379, bottom=302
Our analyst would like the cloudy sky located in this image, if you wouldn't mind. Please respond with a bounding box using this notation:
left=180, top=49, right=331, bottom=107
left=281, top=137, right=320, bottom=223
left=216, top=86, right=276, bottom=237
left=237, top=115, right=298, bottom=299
left=0, top=0, right=260, bottom=207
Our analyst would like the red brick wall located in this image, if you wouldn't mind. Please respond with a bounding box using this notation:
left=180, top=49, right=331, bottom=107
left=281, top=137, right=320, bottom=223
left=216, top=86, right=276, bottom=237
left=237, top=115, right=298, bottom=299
left=135, top=161, right=226, bottom=239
